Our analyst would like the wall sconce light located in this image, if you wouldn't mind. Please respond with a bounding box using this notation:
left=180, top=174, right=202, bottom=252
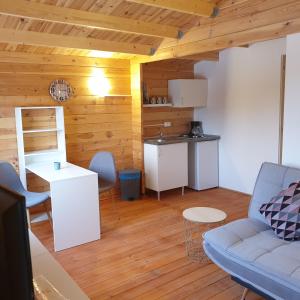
left=89, top=50, right=114, bottom=58
left=88, top=69, right=111, bottom=96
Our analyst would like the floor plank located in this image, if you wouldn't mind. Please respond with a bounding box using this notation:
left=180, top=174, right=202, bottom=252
left=32, top=187, right=264, bottom=300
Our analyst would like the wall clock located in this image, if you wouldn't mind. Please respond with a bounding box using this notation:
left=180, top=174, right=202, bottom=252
left=49, top=79, right=73, bottom=102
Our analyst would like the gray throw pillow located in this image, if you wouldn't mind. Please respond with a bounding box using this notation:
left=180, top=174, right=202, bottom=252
left=259, top=182, right=300, bottom=241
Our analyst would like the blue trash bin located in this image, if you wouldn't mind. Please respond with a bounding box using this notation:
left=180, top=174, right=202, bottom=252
left=119, top=169, right=141, bottom=200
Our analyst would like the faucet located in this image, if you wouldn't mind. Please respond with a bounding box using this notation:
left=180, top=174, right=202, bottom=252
left=143, top=122, right=172, bottom=141
left=157, top=126, right=164, bottom=142
left=159, top=127, right=164, bottom=139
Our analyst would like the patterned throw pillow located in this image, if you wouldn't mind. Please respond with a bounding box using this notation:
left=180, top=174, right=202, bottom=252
left=259, top=182, right=300, bottom=241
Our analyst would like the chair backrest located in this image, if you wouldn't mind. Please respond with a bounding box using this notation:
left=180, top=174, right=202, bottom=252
left=0, top=161, right=26, bottom=194
left=249, top=162, right=300, bottom=224
left=89, top=152, right=117, bottom=184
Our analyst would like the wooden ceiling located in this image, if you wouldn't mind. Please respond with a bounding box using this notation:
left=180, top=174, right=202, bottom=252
left=0, top=0, right=298, bottom=62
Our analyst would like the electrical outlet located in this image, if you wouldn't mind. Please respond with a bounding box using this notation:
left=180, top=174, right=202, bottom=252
left=164, top=122, right=172, bottom=127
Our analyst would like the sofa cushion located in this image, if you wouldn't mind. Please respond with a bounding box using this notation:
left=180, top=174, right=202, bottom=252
left=259, top=182, right=300, bottom=240
left=204, top=218, right=300, bottom=293
left=249, top=163, right=300, bottom=224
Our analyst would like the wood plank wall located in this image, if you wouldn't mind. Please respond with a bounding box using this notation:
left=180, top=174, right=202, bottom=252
left=142, top=59, right=194, bottom=139
left=130, top=62, right=144, bottom=191
left=130, top=62, right=143, bottom=171
left=0, top=54, right=133, bottom=198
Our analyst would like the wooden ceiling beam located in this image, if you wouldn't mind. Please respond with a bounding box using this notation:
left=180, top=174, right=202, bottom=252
left=134, top=1, right=300, bottom=63
left=159, top=1, right=300, bottom=50
left=127, top=0, right=219, bottom=17
left=133, top=17, right=300, bottom=63
left=0, top=29, right=154, bottom=56
left=217, top=0, right=248, bottom=9
left=0, top=51, right=130, bottom=67
left=178, top=52, right=219, bottom=61
left=0, top=0, right=180, bottom=39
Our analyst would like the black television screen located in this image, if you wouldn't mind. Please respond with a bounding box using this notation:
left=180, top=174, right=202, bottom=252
left=0, top=184, right=34, bottom=300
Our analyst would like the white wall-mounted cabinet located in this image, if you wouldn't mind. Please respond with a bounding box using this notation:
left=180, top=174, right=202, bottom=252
left=168, top=79, right=207, bottom=108
left=15, top=106, right=67, bottom=188
left=144, top=142, right=188, bottom=200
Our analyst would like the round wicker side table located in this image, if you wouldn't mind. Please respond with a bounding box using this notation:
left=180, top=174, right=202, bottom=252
left=183, top=207, right=227, bottom=263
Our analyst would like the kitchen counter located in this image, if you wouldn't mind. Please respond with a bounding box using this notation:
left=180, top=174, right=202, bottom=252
left=144, top=134, right=220, bottom=145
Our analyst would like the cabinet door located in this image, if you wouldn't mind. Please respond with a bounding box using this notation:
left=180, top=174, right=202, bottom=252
left=196, top=141, right=219, bottom=190
left=157, top=143, right=188, bottom=191
left=169, top=79, right=207, bottom=108
left=144, top=144, right=159, bottom=191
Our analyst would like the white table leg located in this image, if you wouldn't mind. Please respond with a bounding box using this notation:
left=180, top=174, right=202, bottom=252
left=50, top=173, right=100, bottom=251
left=241, top=288, right=249, bottom=300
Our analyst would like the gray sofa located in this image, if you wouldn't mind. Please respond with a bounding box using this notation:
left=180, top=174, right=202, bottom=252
left=203, top=162, right=300, bottom=300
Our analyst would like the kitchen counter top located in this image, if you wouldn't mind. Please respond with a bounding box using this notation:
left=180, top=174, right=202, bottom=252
left=144, top=134, right=220, bottom=145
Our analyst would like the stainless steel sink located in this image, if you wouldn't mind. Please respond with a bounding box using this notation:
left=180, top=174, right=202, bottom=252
left=147, top=136, right=186, bottom=144
left=144, top=138, right=164, bottom=144
left=156, top=138, right=165, bottom=144
left=164, top=136, right=187, bottom=141
left=144, top=134, right=220, bottom=145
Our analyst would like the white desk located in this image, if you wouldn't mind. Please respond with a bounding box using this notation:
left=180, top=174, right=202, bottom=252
left=27, top=162, right=100, bottom=251
left=30, top=231, right=89, bottom=299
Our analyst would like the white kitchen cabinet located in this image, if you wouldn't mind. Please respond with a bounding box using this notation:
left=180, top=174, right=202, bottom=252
left=188, top=140, right=219, bottom=191
left=144, top=142, right=188, bottom=200
left=168, top=79, right=207, bottom=108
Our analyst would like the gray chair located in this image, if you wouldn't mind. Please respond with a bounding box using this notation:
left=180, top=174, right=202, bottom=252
left=203, top=162, right=300, bottom=300
left=89, top=152, right=119, bottom=227
left=0, top=161, right=52, bottom=229
left=89, top=151, right=117, bottom=197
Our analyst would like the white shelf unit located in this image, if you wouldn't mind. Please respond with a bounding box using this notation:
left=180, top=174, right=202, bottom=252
left=143, top=103, right=173, bottom=107
left=24, top=149, right=63, bottom=157
left=23, top=128, right=61, bottom=134
left=15, top=106, right=67, bottom=187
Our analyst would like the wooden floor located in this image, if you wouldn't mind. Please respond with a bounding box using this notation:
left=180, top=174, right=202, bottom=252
left=32, top=188, right=263, bottom=300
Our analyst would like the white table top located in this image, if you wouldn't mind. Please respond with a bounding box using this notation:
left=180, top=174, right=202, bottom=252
left=26, top=162, right=96, bottom=183
left=183, top=207, right=227, bottom=223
